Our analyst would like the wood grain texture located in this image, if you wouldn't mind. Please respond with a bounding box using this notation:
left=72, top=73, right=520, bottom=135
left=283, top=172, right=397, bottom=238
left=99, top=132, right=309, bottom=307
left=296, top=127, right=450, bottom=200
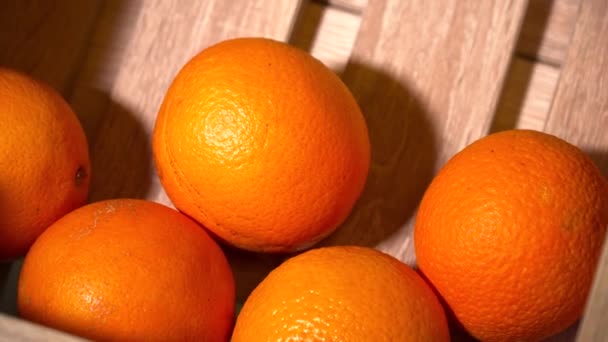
left=548, top=0, right=608, bottom=338
left=321, top=0, right=528, bottom=264
left=542, top=0, right=608, bottom=173
left=492, top=58, right=560, bottom=132
left=0, top=314, right=83, bottom=342
left=0, top=0, right=102, bottom=94
left=578, top=230, right=608, bottom=341
left=290, top=2, right=361, bottom=72
left=517, top=0, right=580, bottom=65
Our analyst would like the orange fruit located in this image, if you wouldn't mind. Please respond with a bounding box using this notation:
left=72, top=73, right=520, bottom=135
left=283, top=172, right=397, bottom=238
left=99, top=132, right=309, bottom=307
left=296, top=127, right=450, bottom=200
left=232, top=246, right=450, bottom=341
left=414, top=129, right=608, bottom=341
left=0, top=68, right=90, bottom=260
left=152, top=38, right=370, bottom=253
left=18, top=199, right=235, bottom=341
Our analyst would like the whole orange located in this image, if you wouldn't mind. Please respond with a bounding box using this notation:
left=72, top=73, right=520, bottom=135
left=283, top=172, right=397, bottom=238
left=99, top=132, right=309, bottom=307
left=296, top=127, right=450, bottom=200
left=414, top=129, right=608, bottom=341
left=0, top=68, right=90, bottom=260
left=232, top=246, right=450, bottom=341
left=152, top=38, right=370, bottom=253
left=18, top=199, right=235, bottom=341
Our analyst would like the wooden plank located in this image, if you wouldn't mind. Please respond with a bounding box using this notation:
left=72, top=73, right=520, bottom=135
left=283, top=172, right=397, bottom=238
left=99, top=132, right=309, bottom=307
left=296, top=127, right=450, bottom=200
left=290, top=2, right=361, bottom=73
left=517, top=0, right=580, bottom=65
left=545, top=0, right=608, bottom=339
left=0, top=0, right=102, bottom=94
left=321, top=0, right=528, bottom=264
left=0, top=314, right=83, bottom=342
left=492, top=58, right=560, bottom=132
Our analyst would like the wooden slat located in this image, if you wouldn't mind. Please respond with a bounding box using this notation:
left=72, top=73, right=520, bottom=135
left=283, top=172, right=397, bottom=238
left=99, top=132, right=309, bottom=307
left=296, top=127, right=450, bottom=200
left=320, top=1, right=528, bottom=264
left=290, top=3, right=361, bottom=73
left=0, top=0, right=102, bottom=94
left=517, top=0, right=580, bottom=65
left=542, top=1, right=608, bottom=175
left=492, top=58, right=560, bottom=132
left=546, top=0, right=608, bottom=339
left=0, top=314, right=83, bottom=342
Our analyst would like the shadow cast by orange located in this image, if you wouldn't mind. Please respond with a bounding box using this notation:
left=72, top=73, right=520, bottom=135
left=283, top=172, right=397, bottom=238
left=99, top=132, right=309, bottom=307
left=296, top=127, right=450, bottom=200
left=320, top=61, right=437, bottom=250
left=226, top=60, right=437, bottom=302
left=86, top=95, right=153, bottom=202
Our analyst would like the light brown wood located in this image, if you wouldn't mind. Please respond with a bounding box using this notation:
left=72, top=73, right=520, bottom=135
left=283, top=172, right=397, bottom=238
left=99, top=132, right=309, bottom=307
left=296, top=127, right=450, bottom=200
left=517, top=0, right=580, bottom=65
left=0, top=0, right=102, bottom=94
left=492, top=58, right=560, bottom=132
left=326, top=0, right=367, bottom=13
left=291, top=2, right=361, bottom=73
left=320, top=0, right=528, bottom=264
left=547, top=0, right=608, bottom=338
left=0, top=314, right=83, bottom=342
left=542, top=0, right=608, bottom=174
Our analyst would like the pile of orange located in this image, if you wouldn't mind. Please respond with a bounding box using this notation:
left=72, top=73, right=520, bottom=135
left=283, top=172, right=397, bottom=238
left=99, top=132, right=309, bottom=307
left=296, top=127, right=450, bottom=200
left=1, top=37, right=606, bottom=341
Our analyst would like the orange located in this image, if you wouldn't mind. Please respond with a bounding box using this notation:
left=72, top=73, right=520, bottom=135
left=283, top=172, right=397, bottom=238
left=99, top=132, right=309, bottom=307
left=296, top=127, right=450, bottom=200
left=414, top=129, right=608, bottom=341
left=18, top=199, right=235, bottom=341
left=0, top=68, right=90, bottom=260
left=152, top=38, right=370, bottom=253
left=232, top=246, right=450, bottom=341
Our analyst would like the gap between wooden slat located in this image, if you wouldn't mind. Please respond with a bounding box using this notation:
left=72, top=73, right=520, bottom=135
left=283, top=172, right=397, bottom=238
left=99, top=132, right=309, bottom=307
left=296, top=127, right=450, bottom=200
left=491, top=58, right=560, bottom=132
left=290, top=2, right=361, bottom=73
left=517, top=0, right=580, bottom=65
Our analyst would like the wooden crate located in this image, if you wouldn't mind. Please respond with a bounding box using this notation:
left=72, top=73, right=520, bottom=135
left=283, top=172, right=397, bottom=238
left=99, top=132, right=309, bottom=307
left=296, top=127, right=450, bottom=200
left=1, top=0, right=606, bottom=340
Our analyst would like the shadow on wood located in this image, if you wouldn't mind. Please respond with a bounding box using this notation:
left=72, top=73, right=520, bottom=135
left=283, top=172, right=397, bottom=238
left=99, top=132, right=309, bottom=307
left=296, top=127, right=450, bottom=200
left=223, top=246, right=289, bottom=304
left=87, top=97, right=153, bottom=201
left=586, top=149, right=608, bottom=177
left=320, top=61, right=437, bottom=250
left=225, top=61, right=437, bottom=302
left=0, top=260, right=22, bottom=316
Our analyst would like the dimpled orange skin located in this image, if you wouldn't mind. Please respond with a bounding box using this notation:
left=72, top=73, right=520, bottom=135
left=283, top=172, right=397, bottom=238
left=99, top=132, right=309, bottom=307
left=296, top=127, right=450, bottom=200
left=152, top=38, right=370, bottom=253
left=232, top=246, right=450, bottom=341
left=18, top=199, right=235, bottom=341
left=415, top=130, right=608, bottom=342
left=0, top=68, right=90, bottom=260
